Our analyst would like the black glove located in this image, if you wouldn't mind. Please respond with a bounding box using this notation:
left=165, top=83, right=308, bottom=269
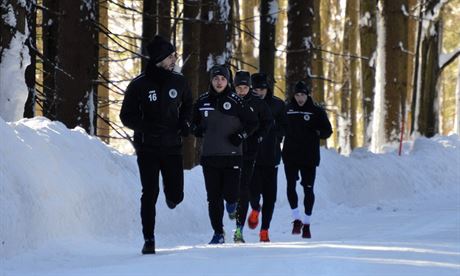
left=192, top=125, right=205, bottom=138
left=178, top=121, right=191, bottom=137
left=229, top=131, right=248, bottom=147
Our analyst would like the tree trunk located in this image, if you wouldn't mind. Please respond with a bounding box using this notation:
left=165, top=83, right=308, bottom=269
left=182, top=0, right=201, bottom=169
left=349, top=0, right=361, bottom=149
left=24, top=0, right=37, bottom=118
left=359, top=0, right=377, bottom=145
left=226, top=0, right=234, bottom=70
left=311, top=0, right=324, bottom=103
left=324, top=0, right=343, bottom=149
left=55, top=0, right=99, bottom=134
left=142, top=0, right=157, bottom=70
left=259, top=0, right=278, bottom=78
left=274, top=0, right=287, bottom=98
left=410, top=1, right=423, bottom=135
left=414, top=0, right=444, bottom=137
left=158, top=0, right=171, bottom=39
left=97, top=0, right=110, bottom=143
left=418, top=20, right=440, bottom=137
left=286, top=0, right=314, bottom=99
left=340, top=0, right=361, bottom=152
left=455, top=60, right=460, bottom=134
left=0, top=0, right=29, bottom=121
left=240, top=0, right=258, bottom=73
left=340, top=0, right=352, bottom=154
left=42, top=0, right=59, bottom=120
left=172, top=0, right=179, bottom=43
left=405, top=0, right=417, bottom=137
left=199, top=0, right=231, bottom=93
left=378, top=0, right=408, bottom=144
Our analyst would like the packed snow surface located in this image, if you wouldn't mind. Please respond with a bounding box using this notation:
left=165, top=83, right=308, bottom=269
left=1, top=117, right=459, bottom=275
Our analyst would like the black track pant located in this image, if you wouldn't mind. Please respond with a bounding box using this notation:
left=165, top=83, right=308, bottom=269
left=249, top=166, right=278, bottom=230
left=203, top=166, right=240, bottom=234
left=137, top=152, right=184, bottom=240
left=284, top=164, right=316, bottom=216
left=236, top=159, right=256, bottom=228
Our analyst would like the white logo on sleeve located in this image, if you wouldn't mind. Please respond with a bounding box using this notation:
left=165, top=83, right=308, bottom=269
left=223, top=102, right=232, bottom=110
left=169, top=89, right=178, bottom=99
left=148, top=90, right=157, bottom=102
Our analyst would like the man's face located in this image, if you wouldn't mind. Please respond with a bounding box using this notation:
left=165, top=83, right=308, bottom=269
left=254, top=88, right=268, bottom=99
left=294, top=93, right=308, bottom=106
left=235, top=85, right=250, bottom=97
left=157, top=52, right=177, bottom=71
left=211, top=75, right=228, bottom=93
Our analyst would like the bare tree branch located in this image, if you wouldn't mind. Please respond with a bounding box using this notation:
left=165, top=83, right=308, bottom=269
left=439, top=48, right=460, bottom=72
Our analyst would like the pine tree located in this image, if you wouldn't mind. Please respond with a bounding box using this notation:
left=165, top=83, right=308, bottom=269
left=42, top=0, right=59, bottom=120
left=142, top=0, right=158, bottom=70
left=286, top=0, right=314, bottom=99
left=55, top=0, right=99, bottom=134
left=359, top=0, right=377, bottom=145
left=24, top=0, right=37, bottom=118
left=182, top=0, right=202, bottom=169
left=259, top=0, right=278, bottom=78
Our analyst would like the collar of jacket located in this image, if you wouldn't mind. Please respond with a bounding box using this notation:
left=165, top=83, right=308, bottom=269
left=292, top=96, right=314, bottom=109
left=258, top=87, right=273, bottom=103
left=209, top=85, right=231, bottom=99
left=243, top=92, right=256, bottom=102
left=144, top=62, right=172, bottom=84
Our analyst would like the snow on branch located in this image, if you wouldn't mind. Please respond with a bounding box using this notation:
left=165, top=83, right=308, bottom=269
left=439, top=48, right=460, bottom=72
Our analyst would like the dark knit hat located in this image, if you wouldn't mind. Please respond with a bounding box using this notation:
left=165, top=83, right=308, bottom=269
left=146, top=35, right=176, bottom=63
left=210, top=65, right=231, bottom=81
left=251, top=73, right=269, bottom=89
left=234, top=71, right=251, bottom=86
left=294, top=80, right=311, bottom=95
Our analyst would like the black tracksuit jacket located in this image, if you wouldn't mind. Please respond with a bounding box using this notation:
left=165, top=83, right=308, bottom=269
left=241, top=92, right=274, bottom=160
left=119, top=63, right=193, bottom=154
left=255, top=90, right=287, bottom=167
left=192, top=86, right=258, bottom=167
left=282, top=97, right=333, bottom=167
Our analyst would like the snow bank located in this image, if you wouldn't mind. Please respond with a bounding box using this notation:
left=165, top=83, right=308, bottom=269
left=0, top=117, right=141, bottom=257
left=1, top=117, right=459, bottom=258
left=316, top=136, right=460, bottom=209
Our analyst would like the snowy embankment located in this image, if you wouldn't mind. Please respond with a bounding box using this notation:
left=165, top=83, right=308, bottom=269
left=1, top=117, right=459, bottom=275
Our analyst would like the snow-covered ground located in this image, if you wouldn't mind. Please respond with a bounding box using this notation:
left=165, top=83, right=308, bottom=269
left=1, top=117, right=459, bottom=275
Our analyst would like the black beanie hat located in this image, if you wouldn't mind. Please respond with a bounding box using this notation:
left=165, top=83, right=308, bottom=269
left=210, top=65, right=231, bottom=81
left=251, top=73, right=269, bottom=89
left=234, top=71, right=251, bottom=86
left=294, top=80, right=311, bottom=95
left=146, top=35, right=176, bottom=64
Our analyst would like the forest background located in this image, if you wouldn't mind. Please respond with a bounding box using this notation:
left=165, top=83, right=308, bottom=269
left=1, top=0, right=459, bottom=169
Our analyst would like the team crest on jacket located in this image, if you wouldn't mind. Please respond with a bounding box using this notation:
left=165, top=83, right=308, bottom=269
left=223, top=102, right=232, bottom=110
left=303, top=114, right=310, bottom=121
left=169, top=89, right=178, bottom=99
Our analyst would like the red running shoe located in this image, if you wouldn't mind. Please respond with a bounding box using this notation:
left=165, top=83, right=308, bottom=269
left=247, top=209, right=260, bottom=229
left=259, top=229, right=270, bottom=242
left=302, top=224, right=311, bottom=239
left=292, top=219, right=303, bottom=235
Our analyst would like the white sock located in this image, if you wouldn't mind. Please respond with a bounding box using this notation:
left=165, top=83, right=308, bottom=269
left=302, top=214, right=311, bottom=225
left=291, top=208, right=301, bottom=221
